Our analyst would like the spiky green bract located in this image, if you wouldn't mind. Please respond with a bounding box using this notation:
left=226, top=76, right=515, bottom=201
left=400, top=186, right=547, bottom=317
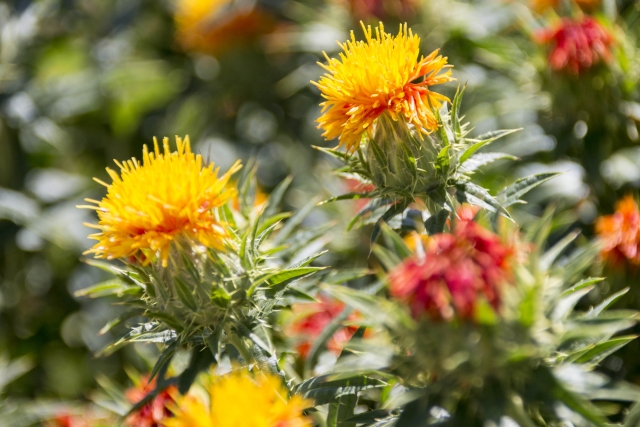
left=318, top=89, right=561, bottom=244
left=318, top=215, right=640, bottom=427
left=317, top=88, right=530, bottom=232
left=77, top=167, right=327, bottom=408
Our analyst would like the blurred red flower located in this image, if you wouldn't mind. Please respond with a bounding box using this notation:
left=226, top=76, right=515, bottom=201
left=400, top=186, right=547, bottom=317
left=342, top=0, right=418, bottom=21
left=289, top=295, right=360, bottom=358
left=124, top=376, right=176, bottom=427
left=596, top=195, right=640, bottom=265
left=389, top=207, right=513, bottom=321
left=48, top=414, right=91, bottom=427
left=344, top=178, right=375, bottom=212
left=535, top=17, right=614, bottom=74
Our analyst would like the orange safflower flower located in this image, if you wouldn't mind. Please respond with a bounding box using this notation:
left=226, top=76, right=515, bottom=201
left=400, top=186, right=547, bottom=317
left=313, top=22, right=454, bottom=153
left=596, top=195, right=640, bottom=265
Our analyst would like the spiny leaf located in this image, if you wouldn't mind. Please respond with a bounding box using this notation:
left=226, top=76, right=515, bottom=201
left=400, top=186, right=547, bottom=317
left=497, top=172, right=560, bottom=208
left=313, top=145, right=351, bottom=162
left=461, top=152, right=518, bottom=173
left=371, top=200, right=409, bottom=245
left=458, top=128, right=520, bottom=164
left=456, top=182, right=510, bottom=218
left=451, top=84, right=466, bottom=139
left=585, top=288, right=630, bottom=319
left=75, top=279, right=141, bottom=298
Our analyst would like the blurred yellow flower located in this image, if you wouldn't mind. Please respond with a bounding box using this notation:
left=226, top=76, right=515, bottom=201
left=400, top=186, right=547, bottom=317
left=174, top=0, right=275, bottom=54
left=82, top=136, right=241, bottom=266
left=312, top=22, right=454, bottom=153
left=165, top=370, right=312, bottom=427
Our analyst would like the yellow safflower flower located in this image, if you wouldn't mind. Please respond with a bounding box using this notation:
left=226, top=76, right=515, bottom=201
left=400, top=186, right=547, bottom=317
left=82, top=136, right=241, bottom=266
left=312, top=22, right=454, bottom=153
left=165, top=370, right=312, bottom=427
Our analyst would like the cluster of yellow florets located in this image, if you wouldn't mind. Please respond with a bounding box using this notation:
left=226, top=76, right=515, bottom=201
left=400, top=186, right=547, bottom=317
left=166, top=370, right=312, bottom=427
left=82, top=136, right=241, bottom=266
left=313, top=22, right=454, bottom=153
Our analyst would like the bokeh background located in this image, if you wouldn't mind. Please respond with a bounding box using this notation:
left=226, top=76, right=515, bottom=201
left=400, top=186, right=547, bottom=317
left=1, top=0, right=640, bottom=422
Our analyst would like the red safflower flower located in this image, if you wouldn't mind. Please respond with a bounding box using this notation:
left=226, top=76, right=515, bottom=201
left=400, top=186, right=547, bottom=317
left=389, top=208, right=513, bottom=321
left=124, top=376, right=176, bottom=427
left=595, top=195, right=640, bottom=265
left=535, top=16, right=614, bottom=74
left=289, top=295, right=360, bottom=358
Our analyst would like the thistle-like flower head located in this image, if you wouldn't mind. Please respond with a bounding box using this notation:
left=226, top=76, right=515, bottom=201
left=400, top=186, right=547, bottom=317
left=389, top=208, right=513, bottom=320
left=313, top=22, right=454, bottom=153
left=165, top=370, right=312, bottom=427
left=82, top=136, right=241, bottom=266
left=536, top=16, right=614, bottom=74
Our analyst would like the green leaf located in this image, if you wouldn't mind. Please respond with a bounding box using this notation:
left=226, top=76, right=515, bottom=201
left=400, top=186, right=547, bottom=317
left=539, top=230, right=580, bottom=271
left=625, top=401, right=640, bottom=427
left=456, top=182, right=510, bottom=218
left=435, top=145, right=450, bottom=176
left=220, top=203, right=236, bottom=229
left=459, top=128, right=520, bottom=164
left=380, top=222, right=412, bottom=259
left=257, top=212, right=291, bottom=235
left=144, top=311, right=185, bottom=332
left=424, top=209, right=449, bottom=235
left=247, top=267, right=325, bottom=297
left=497, top=172, right=560, bottom=207
left=328, top=392, right=358, bottom=427
left=553, top=381, right=607, bottom=426
left=313, top=146, right=351, bottom=162
left=75, top=279, right=141, bottom=298
left=287, top=250, right=328, bottom=268
left=585, top=287, right=630, bottom=319
left=572, top=335, right=637, bottom=365
left=371, top=201, right=409, bottom=245
left=211, top=287, right=231, bottom=308
left=561, top=243, right=601, bottom=284
left=148, top=341, right=177, bottom=384
left=178, top=346, right=215, bottom=394
left=99, top=310, right=140, bottom=335
left=451, top=84, right=466, bottom=138
left=551, top=278, right=603, bottom=321
left=264, top=175, right=293, bottom=218
left=323, top=269, right=372, bottom=285
left=371, top=245, right=402, bottom=270
left=462, top=152, right=518, bottom=173
left=319, top=192, right=375, bottom=206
